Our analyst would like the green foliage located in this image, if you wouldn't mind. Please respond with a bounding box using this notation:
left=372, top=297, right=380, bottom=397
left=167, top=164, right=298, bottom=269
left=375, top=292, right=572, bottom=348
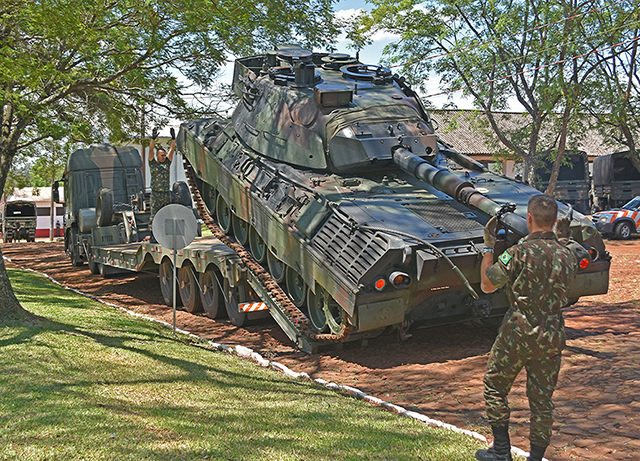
left=354, top=0, right=640, bottom=183
left=0, top=267, right=487, bottom=460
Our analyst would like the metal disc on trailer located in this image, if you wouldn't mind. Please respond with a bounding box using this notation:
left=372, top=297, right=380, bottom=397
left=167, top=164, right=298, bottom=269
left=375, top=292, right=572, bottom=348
left=152, top=204, right=198, bottom=250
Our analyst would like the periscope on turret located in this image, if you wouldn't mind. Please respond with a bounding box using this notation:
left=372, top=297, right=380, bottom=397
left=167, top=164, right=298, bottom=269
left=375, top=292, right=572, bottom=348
left=177, top=46, right=610, bottom=340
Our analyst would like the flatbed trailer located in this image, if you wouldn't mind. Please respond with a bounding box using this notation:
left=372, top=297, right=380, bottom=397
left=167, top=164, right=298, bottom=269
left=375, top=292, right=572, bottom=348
left=89, top=235, right=322, bottom=353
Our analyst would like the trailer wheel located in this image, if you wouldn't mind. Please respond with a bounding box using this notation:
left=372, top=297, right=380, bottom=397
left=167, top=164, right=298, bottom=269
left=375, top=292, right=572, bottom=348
left=267, top=249, right=286, bottom=283
left=615, top=221, right=632, bottom=240
left=216, top=195, right=232, bottom=234
left=232, top=215, right=249, bottom=245
left=223, top=279, right=247, bottom=327
left=172, top=181, right=192, bottom=207
left=199, top=269, right=224, bottom=318
left=178, top=265, right=203, bottom=313
left=285, top=266, right=307, bottom=308
left=96, top=188, right=114, bottom=227
left=159, top=259, right=182, bottom=307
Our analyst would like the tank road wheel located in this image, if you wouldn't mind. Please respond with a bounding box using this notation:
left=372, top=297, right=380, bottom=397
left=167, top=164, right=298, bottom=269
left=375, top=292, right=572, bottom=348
left=96, top=187, right=114, bottom=227
left=199, top=269, right=224, bottom=319
left=223, top=279, right=247, bottom=327
left=307, top=285, right=344, bottom=333
left=285, top=266, right=307, bottom=308
left=232, top=215, right=249, bottom=246
left=159, top=259, right=182, bottom=307
left=216, top=194, right=232, bottom=234
left=201, top=182, right=217, bottom=217
left=615, top=221, right=632, bottom=240
left=248, top=226, right=267, bottom=264
left=178, top=265, right=203, bottom=313
left=267, top=249, right=286, bottom=283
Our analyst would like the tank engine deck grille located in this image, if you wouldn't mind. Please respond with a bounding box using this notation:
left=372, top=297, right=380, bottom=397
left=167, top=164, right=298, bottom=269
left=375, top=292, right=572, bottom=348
left=404, top=201, right=487, bottom=233
left=312, top=215, right=388, bottom=285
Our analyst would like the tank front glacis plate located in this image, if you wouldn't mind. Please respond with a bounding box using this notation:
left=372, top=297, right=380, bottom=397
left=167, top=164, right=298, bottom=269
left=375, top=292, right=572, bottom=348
left=178, top=48, right=610, bottom=338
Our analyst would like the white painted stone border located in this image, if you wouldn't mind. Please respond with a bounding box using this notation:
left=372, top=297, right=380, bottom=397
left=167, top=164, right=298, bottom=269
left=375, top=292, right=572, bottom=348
left=5, top=256, right=541, bottom=460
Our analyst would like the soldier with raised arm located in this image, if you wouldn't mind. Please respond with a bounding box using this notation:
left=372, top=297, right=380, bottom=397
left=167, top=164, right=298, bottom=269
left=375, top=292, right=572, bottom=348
left=148, top=127, right=176, bottom=240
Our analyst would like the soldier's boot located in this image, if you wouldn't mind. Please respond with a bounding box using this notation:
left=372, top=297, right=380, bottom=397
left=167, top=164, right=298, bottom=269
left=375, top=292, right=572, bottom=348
left=475, top=425, right=513, bottom=461
left=527, top=445, right=547, bottom=461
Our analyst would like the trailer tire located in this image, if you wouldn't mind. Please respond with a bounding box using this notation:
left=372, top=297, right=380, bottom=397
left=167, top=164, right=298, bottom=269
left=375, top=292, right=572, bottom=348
left=223, top=279, right=247, bottom=327
left=199, top=269, right=224, bottom=319
left=96, top=188, right=114, bottom=227
left=172, top=181, right=192, bottom=207
left=178, top=265, right=203, bottom=313
left=159, top=259, right=182, bottom=307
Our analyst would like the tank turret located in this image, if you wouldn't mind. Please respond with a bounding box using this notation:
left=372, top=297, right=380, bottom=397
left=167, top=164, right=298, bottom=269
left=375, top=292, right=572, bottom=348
left=177, top=46, right=610, bottom=341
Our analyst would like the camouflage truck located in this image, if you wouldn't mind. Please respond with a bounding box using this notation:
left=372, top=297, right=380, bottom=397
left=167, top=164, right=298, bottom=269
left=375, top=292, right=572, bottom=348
left=176, top=47, right=611, bottom=342
left=1, top=199, right=37, bottom=242
left=535, top=151, right=591, bottom=214
left=593, top=151, right=640, bottom=210
left=52, top=143, right=193, bottom=268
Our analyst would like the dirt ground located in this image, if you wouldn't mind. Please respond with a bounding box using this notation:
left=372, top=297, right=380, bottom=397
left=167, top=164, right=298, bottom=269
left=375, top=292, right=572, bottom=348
left=2, top=238, right=640, bottom=461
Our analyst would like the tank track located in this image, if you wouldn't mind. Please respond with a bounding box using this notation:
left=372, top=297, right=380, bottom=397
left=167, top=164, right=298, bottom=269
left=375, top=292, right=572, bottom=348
left=182, top=158, right=351, bottom=344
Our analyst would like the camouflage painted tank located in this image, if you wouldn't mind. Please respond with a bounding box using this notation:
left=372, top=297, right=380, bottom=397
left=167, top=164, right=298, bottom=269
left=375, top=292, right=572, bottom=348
left=177, top=47, right=610, bottom=339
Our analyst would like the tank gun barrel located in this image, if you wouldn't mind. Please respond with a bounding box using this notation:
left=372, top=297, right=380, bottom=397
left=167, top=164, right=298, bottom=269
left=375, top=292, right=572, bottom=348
left=392, top=147, right=529, bottom=236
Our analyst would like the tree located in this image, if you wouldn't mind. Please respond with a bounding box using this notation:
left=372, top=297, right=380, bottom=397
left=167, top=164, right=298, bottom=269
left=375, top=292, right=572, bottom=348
left=581, top=9, right=640, bottom=173
left=354, top=0, right=637, bottom=190
left=0, top=0, right=340, bottom=318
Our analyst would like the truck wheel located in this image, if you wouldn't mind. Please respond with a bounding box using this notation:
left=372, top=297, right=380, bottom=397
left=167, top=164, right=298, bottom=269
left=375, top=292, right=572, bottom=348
left=216, top=195, right=232, bottom=234
left=615, top=221, right=632, bottom=240
left=178, top=265, right=203, bottom=313
left=67, top=239, right=84, bottom=266
left=223, top=279, right=247, bottom=327
left=96, top=188, right=114, bottom=227
left=172, top=181, right=192, bottom=207
left=199, top=269, right=224, bottom=318
left=159, top=260, right=182, bottom=307
left=88, top=260, right=100, bottom=275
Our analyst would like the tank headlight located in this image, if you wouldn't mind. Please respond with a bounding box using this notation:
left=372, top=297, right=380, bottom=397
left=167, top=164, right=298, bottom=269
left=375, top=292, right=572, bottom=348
left=587, top=247, right=599, bottom=261
left=579, top=258, right=590, bottom=269
left=389, top=271, right=411, bottom=288
left=374, top=278, right=386, bottom=291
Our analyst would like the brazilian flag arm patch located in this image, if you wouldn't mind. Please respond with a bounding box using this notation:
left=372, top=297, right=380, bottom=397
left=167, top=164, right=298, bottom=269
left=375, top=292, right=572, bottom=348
left=499, top=251, right=512, bottom=266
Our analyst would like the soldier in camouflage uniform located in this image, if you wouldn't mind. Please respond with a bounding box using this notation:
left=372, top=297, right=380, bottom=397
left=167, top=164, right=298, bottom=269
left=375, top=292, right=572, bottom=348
left=148, top=127, right=176, bottom=239
left=477, top=194, right=577, bottom=461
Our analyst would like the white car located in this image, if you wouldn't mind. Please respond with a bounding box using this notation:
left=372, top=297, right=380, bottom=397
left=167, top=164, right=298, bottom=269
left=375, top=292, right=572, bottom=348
left=592, top=196, right=640, bottom=239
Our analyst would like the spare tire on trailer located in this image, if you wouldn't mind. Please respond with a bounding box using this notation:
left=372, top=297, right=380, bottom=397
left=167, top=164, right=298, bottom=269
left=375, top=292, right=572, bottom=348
left=172, top=181, right=192, bottom=207
left=96, top=188, right=114, bottom=227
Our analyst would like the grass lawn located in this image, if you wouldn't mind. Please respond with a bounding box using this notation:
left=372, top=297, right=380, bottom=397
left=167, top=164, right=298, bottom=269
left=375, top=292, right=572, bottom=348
left=0, top=267, right=487, bottom=460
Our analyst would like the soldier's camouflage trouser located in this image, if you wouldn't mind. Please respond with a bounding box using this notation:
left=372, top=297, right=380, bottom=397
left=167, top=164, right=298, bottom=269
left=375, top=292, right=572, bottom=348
left=150, top=191, right=172, bottom=233
left=483, top=331, right=562, bottom=447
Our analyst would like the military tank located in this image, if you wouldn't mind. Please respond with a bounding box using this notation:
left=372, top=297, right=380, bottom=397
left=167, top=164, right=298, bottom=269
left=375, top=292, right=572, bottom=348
left=177, top=46, right=610, bottom=342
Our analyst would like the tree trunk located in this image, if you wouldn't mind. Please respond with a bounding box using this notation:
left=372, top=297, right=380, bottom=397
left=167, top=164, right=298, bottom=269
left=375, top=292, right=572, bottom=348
left=0, top=246, right=37, bottom=321
left=545, top=107, right=571, bottom=196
